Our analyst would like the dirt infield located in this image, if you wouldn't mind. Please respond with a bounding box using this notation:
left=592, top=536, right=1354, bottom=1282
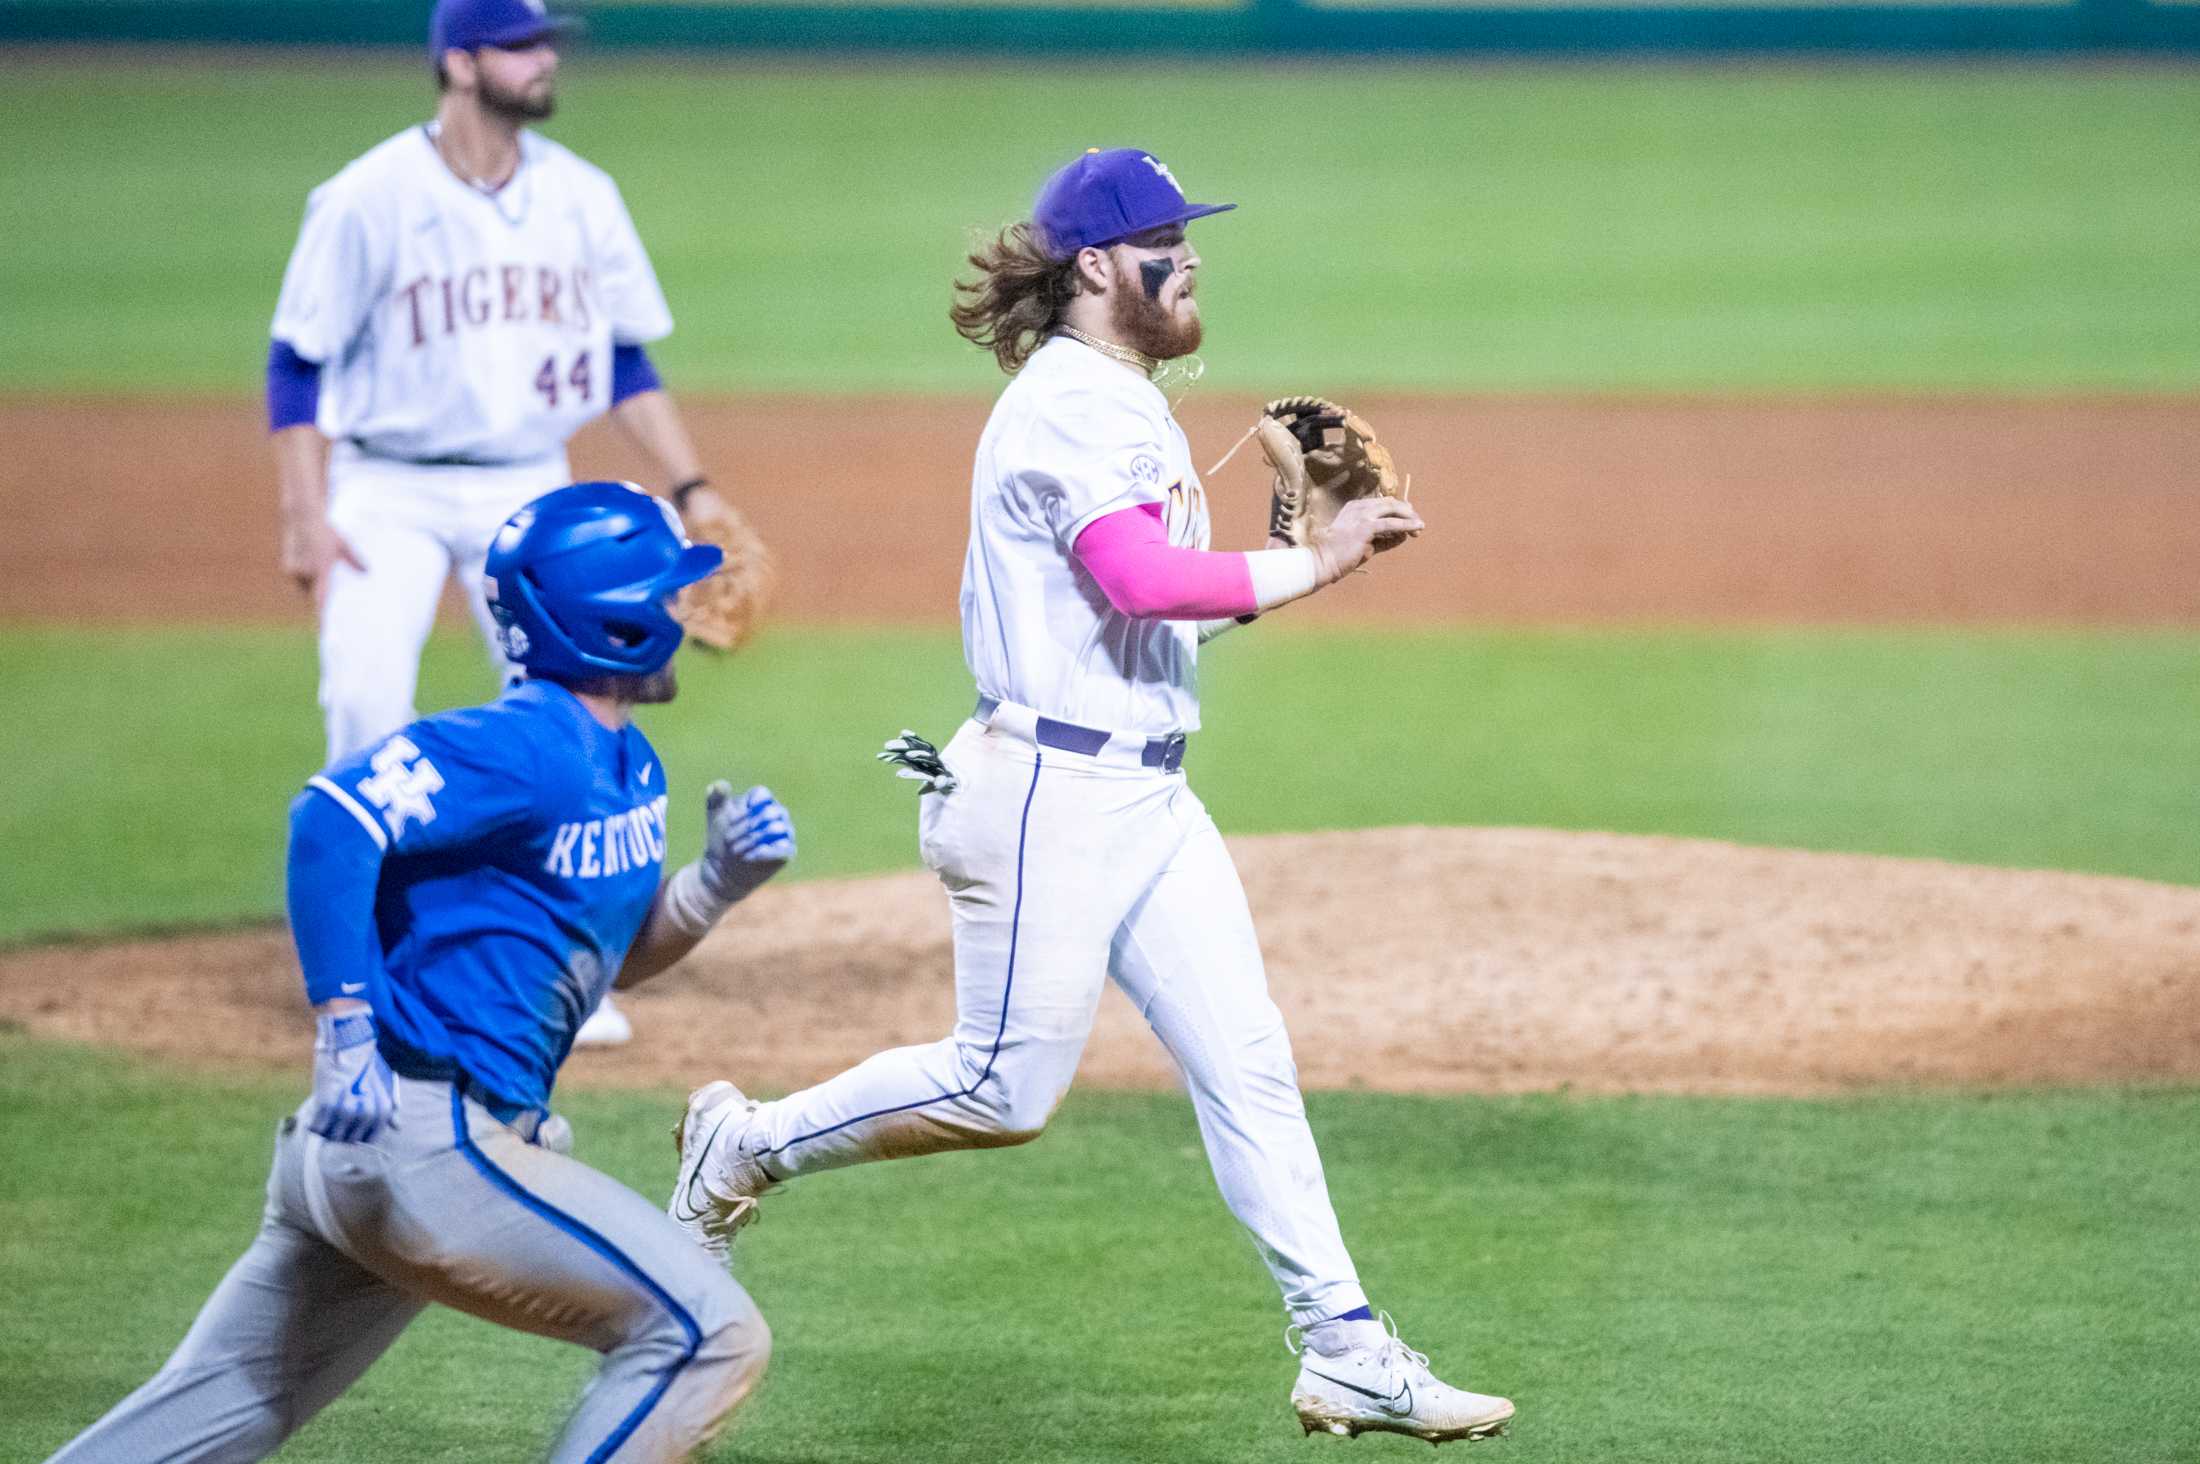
left=4, top=391, right=2195, bottom=1095
left=6, top=829, right=2199, bottom=1095
left=5, top=394, right=2198, bottom=624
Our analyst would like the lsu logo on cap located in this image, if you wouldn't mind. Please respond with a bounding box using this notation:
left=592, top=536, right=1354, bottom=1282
left=1141, top=154, right=1184, bottom=198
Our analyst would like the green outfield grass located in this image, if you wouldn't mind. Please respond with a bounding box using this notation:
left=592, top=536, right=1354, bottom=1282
left=5, top=1034, right=2195, bottom=1462
left=3, top=623, right=2196, bottom=945
left=3, top=57, right=2197, bottom=393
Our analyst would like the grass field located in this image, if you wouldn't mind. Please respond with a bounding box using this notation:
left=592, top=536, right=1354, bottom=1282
left=5, top=623, right=2198, bottom=944
left=4, top=58, right=2198, bottom=394
left=6, top=1034, right=2197, bottom=1463
left=4, top=47, right=2196, bottom=1463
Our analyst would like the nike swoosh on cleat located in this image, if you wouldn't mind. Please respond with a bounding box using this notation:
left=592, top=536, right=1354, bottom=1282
left=680, top=1106, right=739, bottom=1216
left=339, top=981, right=366, bottom=994
left=1305, top=1369, right=1412, bottom=1416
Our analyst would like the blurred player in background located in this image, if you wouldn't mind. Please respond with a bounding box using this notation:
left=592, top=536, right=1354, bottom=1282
left=668, top=148, right=1513, bottom=1446
left=265, top=0, right=731, bottom=1045
left=43, top=483, right=791, bottom=1464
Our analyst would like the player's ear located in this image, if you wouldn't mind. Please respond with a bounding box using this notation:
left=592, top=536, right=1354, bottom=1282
left=1072, top=246, right=1114, bottom=295
left=440, top=47, right=477, bottom=93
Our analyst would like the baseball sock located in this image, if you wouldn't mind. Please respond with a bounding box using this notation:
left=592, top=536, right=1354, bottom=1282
left=1305, top=1305, right=1383, bottom=1356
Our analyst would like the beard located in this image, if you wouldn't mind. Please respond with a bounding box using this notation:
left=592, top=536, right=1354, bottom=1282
left=626, top=662, right=678, bottom=704
left=479, top=72, right=556, bottom=123
left=559, top=661, right=677, bottom=705
left=1108, top=273, right=1202, bottom=361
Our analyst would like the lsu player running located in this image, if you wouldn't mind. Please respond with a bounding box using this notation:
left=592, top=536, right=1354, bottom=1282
left=44, top=484, right=792, bottom=1464
left=267, top=0, right=730, bottom=1046
left=669, top=149, right=1515, bottom=1444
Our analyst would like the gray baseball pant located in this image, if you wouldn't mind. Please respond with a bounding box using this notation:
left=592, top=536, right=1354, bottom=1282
left=45, top=1079, right=768, bottom=1463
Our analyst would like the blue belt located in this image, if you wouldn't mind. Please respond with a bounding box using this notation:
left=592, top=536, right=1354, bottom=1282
left=974, top=696, right=1188, bottom=773
left=386, top=1052, right=543, bottom=1138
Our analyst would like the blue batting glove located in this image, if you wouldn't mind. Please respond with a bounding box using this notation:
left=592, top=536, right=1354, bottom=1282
left=699, top=781, right=795, bottom=904
left=308, top=1011, right=401, bottom=1144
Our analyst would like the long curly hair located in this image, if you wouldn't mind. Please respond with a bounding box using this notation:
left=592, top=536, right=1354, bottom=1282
left=950, top=222, right=1084, bottom=375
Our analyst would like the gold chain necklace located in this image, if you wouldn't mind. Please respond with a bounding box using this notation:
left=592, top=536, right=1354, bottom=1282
left=1057, top=325, right=1158, bottom=378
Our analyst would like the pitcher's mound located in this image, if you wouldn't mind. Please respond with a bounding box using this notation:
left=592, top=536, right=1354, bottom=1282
left=5, top=829, right=2196, bottom=1095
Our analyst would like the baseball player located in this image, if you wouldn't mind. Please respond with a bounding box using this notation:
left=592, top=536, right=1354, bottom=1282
left=44, top=483, right=793, bottom=1464
left=668, top=150, right=1513, bottom=1444
left=267, top=0, right=726, bottom=1045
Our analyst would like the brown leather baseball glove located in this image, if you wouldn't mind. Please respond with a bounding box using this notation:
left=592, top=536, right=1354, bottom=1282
left=672, top=489, right=775, bottom=653
left=1252, top=396, right=1409, bottom=551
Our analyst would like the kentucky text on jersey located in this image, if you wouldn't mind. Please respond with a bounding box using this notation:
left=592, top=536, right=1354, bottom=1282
left=293, top=681, right=671, bottom=1113
left=544, top=795, right=669, bottom=878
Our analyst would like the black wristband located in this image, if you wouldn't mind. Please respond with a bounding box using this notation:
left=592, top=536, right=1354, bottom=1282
left=671, top=477, right=710, bottom=511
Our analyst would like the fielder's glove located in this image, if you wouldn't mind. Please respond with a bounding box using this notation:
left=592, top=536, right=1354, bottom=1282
left=671, top=480, right=776, bottom=654
left=1252, top=397, right=1413, bottom=555
left=878, top=730, right=957, bottom=796
left=309, top=1010, right=400, bottom=1144
left=698, top=781, right=795, bottom=905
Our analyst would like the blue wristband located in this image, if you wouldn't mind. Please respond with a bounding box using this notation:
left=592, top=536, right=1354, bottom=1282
left=319, top=1012, right=376, bottom=1049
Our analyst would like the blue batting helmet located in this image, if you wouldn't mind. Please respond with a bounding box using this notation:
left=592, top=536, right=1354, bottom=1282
left=484, top=482, right=722, bottom=681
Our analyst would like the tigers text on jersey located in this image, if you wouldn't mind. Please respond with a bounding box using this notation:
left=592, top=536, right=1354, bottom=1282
left=271, top=125, right=673, bottom=465
left=961, top=335, right=1207, bottom=737
left=304, top=680, right=666, bottom=1111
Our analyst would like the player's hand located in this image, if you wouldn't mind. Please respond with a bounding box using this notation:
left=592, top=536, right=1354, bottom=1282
left=1315, top=496, right=1425, bottom=582
left=674, top=480, right=731, bottom=522
left=698, top=782, right=795, bottom=905
left=284, top=516, right=367, bottom=604
left=308, top=1010, right=401, bottom=1144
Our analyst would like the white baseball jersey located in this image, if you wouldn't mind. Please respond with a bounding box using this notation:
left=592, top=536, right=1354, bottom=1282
left=961, top=335, right=1208, bottom=736
left=271, top=125, right=673, bottom=464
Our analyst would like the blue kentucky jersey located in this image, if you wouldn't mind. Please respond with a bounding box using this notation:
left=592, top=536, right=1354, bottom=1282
left=301, top=680, right=667, bottom=1112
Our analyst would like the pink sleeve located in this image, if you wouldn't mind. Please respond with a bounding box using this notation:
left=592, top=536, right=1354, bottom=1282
left=1071, top=503, right=1258, bottom=620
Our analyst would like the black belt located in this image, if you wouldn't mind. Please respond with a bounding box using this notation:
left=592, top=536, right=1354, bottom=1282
left=347, top=439, right=549, bottom=469
left=974, top=696, right=1188, bottom=773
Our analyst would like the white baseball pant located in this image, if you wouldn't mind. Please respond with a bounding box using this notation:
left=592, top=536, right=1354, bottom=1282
left=739, top=701, right=1372, bottom=1327
left=318, top=445, right=570, bottom=763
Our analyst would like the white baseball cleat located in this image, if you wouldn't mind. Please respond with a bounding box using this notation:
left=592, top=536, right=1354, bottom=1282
left=1288, top=1315, right=1513, bottom=1445
left=667, top=1080, right=777, bottom=1263
left=573, top=993, right=633, bottom=1048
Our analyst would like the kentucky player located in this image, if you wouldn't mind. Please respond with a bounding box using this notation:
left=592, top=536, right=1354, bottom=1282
left=267, top=0, right=727, bottom=1046
left=669, top=150, right=1514, bottom=1444
left=43, top=483, right=792, bottom=1464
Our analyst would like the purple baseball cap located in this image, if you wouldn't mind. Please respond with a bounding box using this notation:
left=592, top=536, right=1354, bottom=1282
left=1033, top=148, right=1236, bottom=257
left=430, top=0, right=573, bottom=60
